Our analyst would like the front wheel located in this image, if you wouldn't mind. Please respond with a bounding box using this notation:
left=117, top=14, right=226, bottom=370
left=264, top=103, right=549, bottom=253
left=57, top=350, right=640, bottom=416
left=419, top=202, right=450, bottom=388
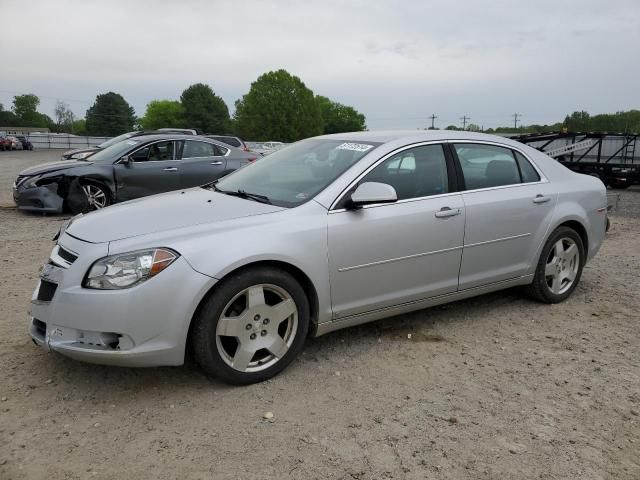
left=526, top=226, right=585, bottom=303
left=191, top=267, right=309, bottom=385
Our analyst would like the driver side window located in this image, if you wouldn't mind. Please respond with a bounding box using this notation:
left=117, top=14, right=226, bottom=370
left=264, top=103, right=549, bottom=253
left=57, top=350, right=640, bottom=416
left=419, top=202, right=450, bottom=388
left=130, top=141, right=175, bottom=162
left=360, top=145, right=448, bottom=200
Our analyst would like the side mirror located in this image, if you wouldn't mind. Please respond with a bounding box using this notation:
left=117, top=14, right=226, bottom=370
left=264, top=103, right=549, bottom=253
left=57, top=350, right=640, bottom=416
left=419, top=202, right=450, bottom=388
left=121, top=155, right=133, bottom=166
left=348, top=182, right=398, bottom=208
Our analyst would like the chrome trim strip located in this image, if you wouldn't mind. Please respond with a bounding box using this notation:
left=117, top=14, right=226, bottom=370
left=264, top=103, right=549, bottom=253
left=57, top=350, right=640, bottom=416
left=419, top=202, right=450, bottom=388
left=338, top=245, right=462, bottom=272
left=464, top=232, right=531, bottom=248
left=451, top=139, right=547, bottom=181
left=328, top=139, right=548, bottom=212
left=329, top=140, right=446, bottom=211
left=329, top=191, right=462, bottom=214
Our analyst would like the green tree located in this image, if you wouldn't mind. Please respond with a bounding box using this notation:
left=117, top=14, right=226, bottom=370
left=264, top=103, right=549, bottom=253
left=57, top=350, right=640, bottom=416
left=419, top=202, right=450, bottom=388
left=85, top=92, right=136, bottom=136
left=445, top=125, right=460, bottom=130
left=72, top=119, right=87, bottom=135
left=563, top=111, right=591, bottom=132
left=0, top=102, right=18, bottom=125
left=140, top=100, right=185, bottom=130
left=12, top=94, right=42, bottom=126
left=315, top=95, right=366, bottom=134
left=180, top=83, right=229, bottom=133
left=234, top=70, right=323, bottom=141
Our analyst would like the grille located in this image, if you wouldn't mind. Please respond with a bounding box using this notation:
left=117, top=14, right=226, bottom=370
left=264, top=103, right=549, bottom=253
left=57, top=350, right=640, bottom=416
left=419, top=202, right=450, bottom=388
left=57, top=246, right=78, bottom=264
left=37, top=280, right=57, bottom=302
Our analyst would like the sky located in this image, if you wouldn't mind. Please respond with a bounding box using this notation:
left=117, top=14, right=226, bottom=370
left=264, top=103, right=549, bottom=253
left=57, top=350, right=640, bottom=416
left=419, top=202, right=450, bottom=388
left=1, top=0, right=638, bottom=130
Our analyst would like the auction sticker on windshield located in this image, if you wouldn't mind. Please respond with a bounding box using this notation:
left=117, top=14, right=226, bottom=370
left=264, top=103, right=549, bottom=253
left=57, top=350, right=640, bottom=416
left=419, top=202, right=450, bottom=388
left=336, top=143, right=374, bottom=152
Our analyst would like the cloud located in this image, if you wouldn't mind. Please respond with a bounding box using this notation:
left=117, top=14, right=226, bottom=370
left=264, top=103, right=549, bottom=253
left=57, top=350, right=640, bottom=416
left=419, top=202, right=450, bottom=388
left=1, top=0, right=638, bottom=130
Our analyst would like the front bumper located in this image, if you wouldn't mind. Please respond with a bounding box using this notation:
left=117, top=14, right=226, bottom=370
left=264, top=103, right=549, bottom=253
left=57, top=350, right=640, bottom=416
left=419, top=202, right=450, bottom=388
left=29, top=232, right=216, bottom=367
left=13, top=184, right=64, bottom=213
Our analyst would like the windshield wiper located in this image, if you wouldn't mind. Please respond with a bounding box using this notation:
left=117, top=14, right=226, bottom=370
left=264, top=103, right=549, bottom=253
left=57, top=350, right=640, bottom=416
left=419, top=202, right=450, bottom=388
left=210, top=184, right=272, bottom=204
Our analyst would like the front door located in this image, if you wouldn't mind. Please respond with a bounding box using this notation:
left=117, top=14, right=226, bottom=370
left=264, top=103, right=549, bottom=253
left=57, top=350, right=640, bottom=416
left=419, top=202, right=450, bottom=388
left=452, top=143, right=557, bottom=289
left=328, top=144, right=465, bottom=319
left=113, top=140, right=180, bottom=201
left=179, top=140, right=228, bottom=188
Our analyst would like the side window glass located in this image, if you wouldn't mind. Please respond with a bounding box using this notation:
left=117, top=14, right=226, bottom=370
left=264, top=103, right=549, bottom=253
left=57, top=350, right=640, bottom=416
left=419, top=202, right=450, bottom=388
left=454, top=144, right=520, bottom=189
left=514, top=151, right=540, bottom=183
left=213, top=144, right=228, bottom=156
left=133, top=141, right=174, bottom=162
left=361, top=145, right=448, bottom=201
left=183, top=141, right=214, bottom=159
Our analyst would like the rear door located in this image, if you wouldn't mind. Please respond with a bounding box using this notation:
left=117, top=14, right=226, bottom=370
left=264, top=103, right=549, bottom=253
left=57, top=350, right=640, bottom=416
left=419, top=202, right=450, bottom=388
left=452, top=143, right=557, bottom=289
left=113, top=140, right=180, bottom=201
left=179, top=140, right=228, bottom=188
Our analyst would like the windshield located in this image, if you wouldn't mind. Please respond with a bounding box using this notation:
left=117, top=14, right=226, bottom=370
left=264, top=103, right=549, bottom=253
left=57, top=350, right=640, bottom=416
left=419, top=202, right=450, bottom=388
left=213, top=139, right=381, bottom=207
left=98, top=132, right=137, bottom=148
left=89, top=139, right=140, bottom=162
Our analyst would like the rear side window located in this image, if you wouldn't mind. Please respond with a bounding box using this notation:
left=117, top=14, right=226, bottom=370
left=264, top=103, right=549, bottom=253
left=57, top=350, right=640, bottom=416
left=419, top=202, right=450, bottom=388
left=213, top=144, right=228, bottom=156
left=454, top=144, right=521, bottom=189
left=514, top=151, right=540, bottom=183
left=183, top=141, right=215, bottom=159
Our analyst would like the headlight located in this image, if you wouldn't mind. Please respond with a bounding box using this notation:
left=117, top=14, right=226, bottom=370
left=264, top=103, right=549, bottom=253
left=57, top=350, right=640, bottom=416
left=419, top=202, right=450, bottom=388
left=70, top=151, right=94, bottom=160
left=83, top=248, right=179, bottom=290
left=21, top=176, right=41, bottom=189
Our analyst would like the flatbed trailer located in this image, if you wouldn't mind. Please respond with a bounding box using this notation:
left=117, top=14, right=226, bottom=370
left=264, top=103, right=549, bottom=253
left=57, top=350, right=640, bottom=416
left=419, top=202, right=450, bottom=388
left=512, top=132, right=639, bottom=189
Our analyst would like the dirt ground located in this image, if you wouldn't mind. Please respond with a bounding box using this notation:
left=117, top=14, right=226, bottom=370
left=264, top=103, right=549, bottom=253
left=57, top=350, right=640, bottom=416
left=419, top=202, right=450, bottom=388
left=1, top=149, right=639, bottom=480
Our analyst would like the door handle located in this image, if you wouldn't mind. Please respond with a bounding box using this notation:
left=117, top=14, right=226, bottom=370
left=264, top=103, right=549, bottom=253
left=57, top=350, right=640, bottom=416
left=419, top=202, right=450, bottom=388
left=163, top=167, right=178, bottom=172
left=210, top=161, right=223, bottom=165
left=435, top=207, right=461, bottom=218
left=532, top=194, right=551, bottom=204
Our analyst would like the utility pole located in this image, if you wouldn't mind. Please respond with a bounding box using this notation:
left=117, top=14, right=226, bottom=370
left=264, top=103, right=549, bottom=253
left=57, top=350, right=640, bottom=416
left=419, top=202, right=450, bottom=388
left=460, top=115, right=470, bottom=130
left=428, top=114, right=438, bottom=130
left=512, top=113, right=522, bottom=129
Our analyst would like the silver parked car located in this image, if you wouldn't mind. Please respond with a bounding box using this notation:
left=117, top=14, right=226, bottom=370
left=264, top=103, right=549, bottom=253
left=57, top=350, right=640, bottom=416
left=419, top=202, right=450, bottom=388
left=29, top=131, right=606, bottom=384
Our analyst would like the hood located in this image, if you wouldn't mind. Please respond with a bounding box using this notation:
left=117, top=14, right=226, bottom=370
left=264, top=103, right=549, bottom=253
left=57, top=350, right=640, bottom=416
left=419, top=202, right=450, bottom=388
left=19, top=160, right=93, bottom=176
left=66, top=187, right=286, bottom=243
left=63, top=146, right=100, bottom=157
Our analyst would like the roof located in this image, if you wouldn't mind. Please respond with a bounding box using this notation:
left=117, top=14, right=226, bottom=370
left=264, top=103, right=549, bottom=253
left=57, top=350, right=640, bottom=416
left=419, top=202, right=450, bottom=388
left=318, top=129, right=522, bottom=144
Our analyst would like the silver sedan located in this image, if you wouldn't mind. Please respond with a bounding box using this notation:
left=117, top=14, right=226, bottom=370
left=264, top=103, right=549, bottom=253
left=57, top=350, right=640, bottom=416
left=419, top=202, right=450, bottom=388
left=29, top=131, right=607, bottom=384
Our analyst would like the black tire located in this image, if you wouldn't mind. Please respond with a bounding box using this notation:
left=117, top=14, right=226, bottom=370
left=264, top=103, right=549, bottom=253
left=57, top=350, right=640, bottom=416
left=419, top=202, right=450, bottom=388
left=66, top=179, right=111, bottom=214
left=609, top=181, right=630, bottom=190
left=525, top=226, right=585, bottom=303
left=191, top=267, right=309, bottom=385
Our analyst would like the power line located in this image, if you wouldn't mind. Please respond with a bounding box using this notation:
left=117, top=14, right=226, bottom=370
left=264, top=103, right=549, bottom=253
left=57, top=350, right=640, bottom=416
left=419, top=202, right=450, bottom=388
left=460, top=115, right=471, bottom=129
left=512, top=113, right=522, bottom=129
left=428, top=113, right=437, bottom=129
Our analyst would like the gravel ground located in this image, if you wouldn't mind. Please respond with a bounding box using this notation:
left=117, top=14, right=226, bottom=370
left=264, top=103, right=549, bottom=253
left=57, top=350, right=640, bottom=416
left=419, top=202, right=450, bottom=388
left=1, top=150, right=639, bottom=479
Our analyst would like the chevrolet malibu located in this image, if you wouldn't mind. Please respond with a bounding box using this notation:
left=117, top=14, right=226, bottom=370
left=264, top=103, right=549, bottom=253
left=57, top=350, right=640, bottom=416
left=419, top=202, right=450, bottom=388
left=29, top=131, right=607, bottom=384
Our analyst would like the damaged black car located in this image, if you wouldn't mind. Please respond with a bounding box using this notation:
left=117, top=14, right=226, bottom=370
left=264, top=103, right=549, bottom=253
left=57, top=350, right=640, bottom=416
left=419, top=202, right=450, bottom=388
left=13, top=134, right=257, bottom=214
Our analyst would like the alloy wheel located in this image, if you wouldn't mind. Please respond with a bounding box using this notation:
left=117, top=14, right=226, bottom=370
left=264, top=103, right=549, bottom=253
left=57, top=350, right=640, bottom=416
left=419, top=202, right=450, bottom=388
left=545, top=237, right=579, bottom=295
left=82, top=184, right=107, bottom=209
left=215, top=284, right=298, bottom=373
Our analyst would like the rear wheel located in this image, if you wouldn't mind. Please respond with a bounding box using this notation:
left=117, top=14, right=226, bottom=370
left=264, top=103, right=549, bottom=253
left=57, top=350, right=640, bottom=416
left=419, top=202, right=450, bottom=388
left=526, top=226, right=585, bottom=303
left=191, top=267, right=309, bottom=385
